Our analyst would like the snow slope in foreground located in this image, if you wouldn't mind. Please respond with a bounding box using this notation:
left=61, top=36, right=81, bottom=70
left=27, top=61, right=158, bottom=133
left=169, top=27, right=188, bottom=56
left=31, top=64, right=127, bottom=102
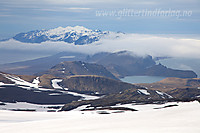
left=0, top=101, right=199, bottom=133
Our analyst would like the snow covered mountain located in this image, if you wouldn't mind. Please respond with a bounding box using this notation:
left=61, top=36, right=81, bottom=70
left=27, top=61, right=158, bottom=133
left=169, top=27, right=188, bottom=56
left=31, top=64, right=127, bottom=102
left=12, top=26, right=121, bottom=45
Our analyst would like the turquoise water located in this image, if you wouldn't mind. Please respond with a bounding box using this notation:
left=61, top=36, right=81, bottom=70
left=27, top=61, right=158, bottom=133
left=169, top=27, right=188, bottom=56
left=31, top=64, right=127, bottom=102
left=121, top=76, right=166, bottom=84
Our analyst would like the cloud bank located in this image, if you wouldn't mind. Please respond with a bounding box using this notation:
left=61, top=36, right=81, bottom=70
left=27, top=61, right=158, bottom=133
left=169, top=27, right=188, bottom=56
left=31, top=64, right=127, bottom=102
left=0, top=34, right=200, bottom=58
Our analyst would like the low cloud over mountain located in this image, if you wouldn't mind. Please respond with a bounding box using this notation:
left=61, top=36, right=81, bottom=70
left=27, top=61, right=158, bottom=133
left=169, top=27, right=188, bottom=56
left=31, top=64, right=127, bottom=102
left=0, top=26, right=200, bottom=59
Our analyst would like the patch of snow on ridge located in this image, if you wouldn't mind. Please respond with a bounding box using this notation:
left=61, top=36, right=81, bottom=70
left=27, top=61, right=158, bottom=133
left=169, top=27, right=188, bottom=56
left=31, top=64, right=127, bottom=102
left=156, top=90, right=165, bottom=99
left=66, top=91, right=100, bottom=100
left=60, top=56, right=75, bottom=59
left=51, top=79, right=63, bottom=89
left=32, top=77, right=40, bottom=86
left=0, top=82, right=4, bottom=86
left=49, top=93, right=62, bottom=96
left=51, top=82, right=100, bottom=100
left=138, top=89, right=150, bottom=95
left=164, top=92, right=173, bottom=98
left=72, top=104, right=91, bottom=111
left=0, top=82, right=15, bottom=86
left=155, top=90, right=173, bottom=99
left=1, top=73, right=39, bottom=88
left=156, top=91, right=164, bottom=96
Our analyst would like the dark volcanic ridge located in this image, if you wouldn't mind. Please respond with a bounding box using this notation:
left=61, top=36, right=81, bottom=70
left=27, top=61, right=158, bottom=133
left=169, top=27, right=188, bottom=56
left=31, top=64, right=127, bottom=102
left=0, top=51, right=199, bottom=112
left=0, top=51, right=197, bottom=79
left=36, top=61, right=118, bottom=80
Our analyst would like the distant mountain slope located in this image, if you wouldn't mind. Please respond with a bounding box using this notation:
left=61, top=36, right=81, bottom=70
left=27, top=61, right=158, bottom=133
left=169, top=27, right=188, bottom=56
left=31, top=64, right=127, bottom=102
left=143, top=63, right=197, bottom=78
left=86, top=51, right=197, bottom=78
left=167, top=88, right=200, bottom=100
left=0, top=52, right=88, bottom=75
left=36, top=61, right=118, bottom=80
left=138, top=77, right=200, bottom=92
left=86, top=51, right=156, bottom=78
left=2, top=26, right=122, bottom=45
left=0, top=51, right=197, bottom=78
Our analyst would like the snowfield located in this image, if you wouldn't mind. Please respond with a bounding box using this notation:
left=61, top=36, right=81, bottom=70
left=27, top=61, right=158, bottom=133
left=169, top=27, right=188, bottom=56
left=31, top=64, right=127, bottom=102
left=51, top=79, right=63, bottom=89
left=0, top=102, right=63, bottom=112
left=1, top=73, right=40, bottom=88
left=0, top=101, right=199, bottom=133
left=137, top=89, right=150, bottom=95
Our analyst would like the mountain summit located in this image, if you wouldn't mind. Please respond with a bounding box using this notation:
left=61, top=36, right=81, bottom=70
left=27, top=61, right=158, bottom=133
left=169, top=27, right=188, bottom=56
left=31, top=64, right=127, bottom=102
left=11, top=26, right=121, bottom=45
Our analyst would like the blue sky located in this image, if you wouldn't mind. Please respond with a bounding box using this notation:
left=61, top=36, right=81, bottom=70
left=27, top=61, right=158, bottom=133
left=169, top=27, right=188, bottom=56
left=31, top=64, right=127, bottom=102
left=0, top=0, right=199, bottom=39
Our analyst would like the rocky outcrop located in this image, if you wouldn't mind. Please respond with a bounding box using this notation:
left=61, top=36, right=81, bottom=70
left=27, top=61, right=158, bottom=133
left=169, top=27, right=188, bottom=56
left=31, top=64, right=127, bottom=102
left=36, top=61, right=118, bottom=80
left=60, top=75, right=140, bottom=94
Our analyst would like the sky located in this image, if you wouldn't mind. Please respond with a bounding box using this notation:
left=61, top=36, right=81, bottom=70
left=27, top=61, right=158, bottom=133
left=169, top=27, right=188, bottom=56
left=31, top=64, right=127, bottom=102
left=0, top=0, right=200, bottom=39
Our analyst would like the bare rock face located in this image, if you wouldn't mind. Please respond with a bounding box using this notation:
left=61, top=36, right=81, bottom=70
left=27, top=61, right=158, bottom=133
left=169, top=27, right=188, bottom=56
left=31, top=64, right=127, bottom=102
left=60, top=75, right=140, bottom=94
